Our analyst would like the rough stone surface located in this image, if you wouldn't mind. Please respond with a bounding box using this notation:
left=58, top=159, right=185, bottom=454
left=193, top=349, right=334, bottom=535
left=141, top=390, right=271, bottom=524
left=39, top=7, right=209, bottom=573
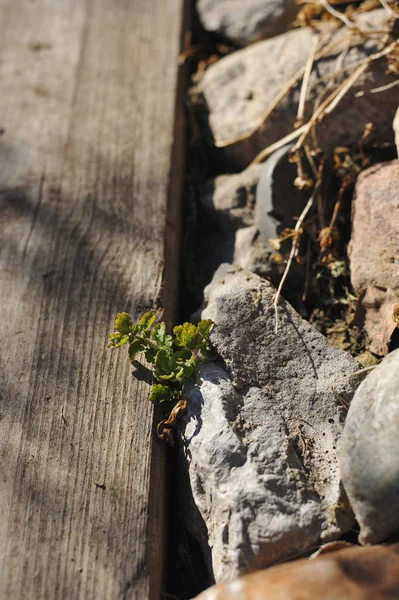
left=197, top=156, right=305, bottom=306
left=193, top=543, right=399, bottom=600
left=233, top=225, right=272, bottom=274
left=340, top=349, right=399, bottom=545
left=196, top=0, right=299, bottom=47
left=255, top=143, right=307, bottom=246
left=349, top=160, right=399, bottom=354
left=199, top=11, right=398, bottom=167
left=179, top=264, right=361, bottom=583
left=199, top=164, right=263, bottom=229
left=349, top=160, right=399, bottom=295
left=186, top=165, right=263, bottom=308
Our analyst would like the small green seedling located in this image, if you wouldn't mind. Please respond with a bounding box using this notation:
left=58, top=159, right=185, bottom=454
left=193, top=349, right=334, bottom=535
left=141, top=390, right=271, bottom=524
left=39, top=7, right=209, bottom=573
left=109, top=311, right=214, bottom=440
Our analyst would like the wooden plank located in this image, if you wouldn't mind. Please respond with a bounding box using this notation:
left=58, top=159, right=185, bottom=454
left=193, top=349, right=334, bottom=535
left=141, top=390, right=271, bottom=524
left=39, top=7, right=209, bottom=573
left=0, top=0, right=186, bottom=598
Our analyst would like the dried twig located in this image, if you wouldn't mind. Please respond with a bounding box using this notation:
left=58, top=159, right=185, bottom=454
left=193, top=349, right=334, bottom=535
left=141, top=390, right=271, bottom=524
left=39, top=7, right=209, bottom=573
left=251, top=125, right=306, bottom=164
left=320, top=0, right=356, bottom=28
left=310, top=41, right=350, bottom=148
left=378, top=0, right=399, bottom=18
left=292, top=61, right=368, bottom=152
left=329, top=176, right=352, bottom=230
left=251, top=38, right=398, bottom=167
left=304, top=145, right=318, bottom=177
left=297, top=36, right=320, bottom=126
left=214, top=34, right=355, bottom=148
left=215, top=68, right=306, bottom=148
left=292, top=39, right=399, bottom=152
left=274, top=165, right=323, bottom=333
left=355, top=78, right=399, bottom=96
left=215, top=26, right=395, bottom=150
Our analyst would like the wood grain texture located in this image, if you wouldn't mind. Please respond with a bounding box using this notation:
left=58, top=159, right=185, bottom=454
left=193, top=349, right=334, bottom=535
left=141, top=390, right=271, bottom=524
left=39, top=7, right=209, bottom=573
left=0, top=0, right=186, bottom=598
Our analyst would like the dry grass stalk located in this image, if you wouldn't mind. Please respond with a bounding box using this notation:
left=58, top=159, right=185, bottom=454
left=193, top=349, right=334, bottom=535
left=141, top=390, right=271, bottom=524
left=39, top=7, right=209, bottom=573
left=251, top=126, right=306, bottom=164
left=297, top=36, right=320, bottom=126
left=215, top=68, right=309, bottom=148
left=251, top=33, right=398, bottom=166
left=378, top=0, right=399, bottom=18
left=292, top=38, right=399, bottom=152
left=320, top=0, right=356, bottom=28
left=215, top=22, right=393, bottom=149
left=274, top=165, right=323, bottom=333
left=355, top=78, right=399, bottom=96
left=292, top=62, right=368, bottom=152
left=215, top=33, right=355, bottom=148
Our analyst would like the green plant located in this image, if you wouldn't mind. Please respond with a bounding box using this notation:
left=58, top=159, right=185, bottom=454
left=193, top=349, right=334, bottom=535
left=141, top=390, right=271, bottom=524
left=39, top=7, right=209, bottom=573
left=109, top=310, right=214, bottom=409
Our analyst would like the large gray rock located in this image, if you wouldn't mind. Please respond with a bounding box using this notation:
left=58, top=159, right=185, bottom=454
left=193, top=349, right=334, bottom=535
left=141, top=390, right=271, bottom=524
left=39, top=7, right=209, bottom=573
left=196, top=0, right=299, bottom=47
left=199, top=11, right=398, bottom=168
left=179, top=265, right=361, bottom=582
left=340, top=349, right=399, bottom=545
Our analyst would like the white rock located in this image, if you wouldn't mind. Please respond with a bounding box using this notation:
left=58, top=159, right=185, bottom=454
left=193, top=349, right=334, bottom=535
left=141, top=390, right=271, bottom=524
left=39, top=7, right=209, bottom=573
left=196, top=0, right=299, bottom=47
left=179, top=265, right=361, bottom=582
left=340, top=349, right=399, bottom=545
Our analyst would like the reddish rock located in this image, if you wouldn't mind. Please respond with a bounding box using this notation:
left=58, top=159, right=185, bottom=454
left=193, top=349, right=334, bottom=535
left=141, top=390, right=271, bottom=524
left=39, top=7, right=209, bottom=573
left=349, top=160, right=399, bottom=354
left=193, top=544, right=399, bottom=600
left=349, top=160, right=399, bottom=295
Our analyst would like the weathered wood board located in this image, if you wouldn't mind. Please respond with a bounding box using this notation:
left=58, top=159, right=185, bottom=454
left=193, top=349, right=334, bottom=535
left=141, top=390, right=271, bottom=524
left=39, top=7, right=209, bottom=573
left=0, top=0, right=186, bottom=598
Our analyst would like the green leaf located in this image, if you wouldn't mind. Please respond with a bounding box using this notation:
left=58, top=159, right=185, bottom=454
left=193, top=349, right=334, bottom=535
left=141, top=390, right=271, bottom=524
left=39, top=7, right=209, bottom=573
left=144, top=347, right=157, bottom=364
left=173, top=348, right=191, bottom=361
left=154, top=349, right=177, bottom=382
left=109, top=333, right=130, bottom=348
left=128, top=339, right=146, bottom=361
left=138, top=311, right=156, bottom=331
left=114, top=312, right=133, bottom=335
left=109, top=310, right=214, bottom=417
left=152, top=322, right=173, bottom=348
left=149, top=384, right=171, bottom=405
left=149, top=384, right=181, bottom=405
left=173, top=322, right=198, bottom=350
left=175, top=361, right=194, bottom=381
left=196, top=319, right=214, bottom=351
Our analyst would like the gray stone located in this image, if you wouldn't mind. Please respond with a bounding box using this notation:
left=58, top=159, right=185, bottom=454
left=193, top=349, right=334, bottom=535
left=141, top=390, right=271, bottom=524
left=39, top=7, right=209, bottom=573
left=199, top=11, right=398, bottom=168
left=255, top=143, right=307, bottom=247
left=199, top=164, right=263, bottom=229
left=196, top=0, right=299, bottom=47
left=233, top=225, right=270, bottom=271
left=198, top=155, right=305, bottom=303
left=179, top=264, right=360, bottom=582
left=340, top=349, right=399, bottom=545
